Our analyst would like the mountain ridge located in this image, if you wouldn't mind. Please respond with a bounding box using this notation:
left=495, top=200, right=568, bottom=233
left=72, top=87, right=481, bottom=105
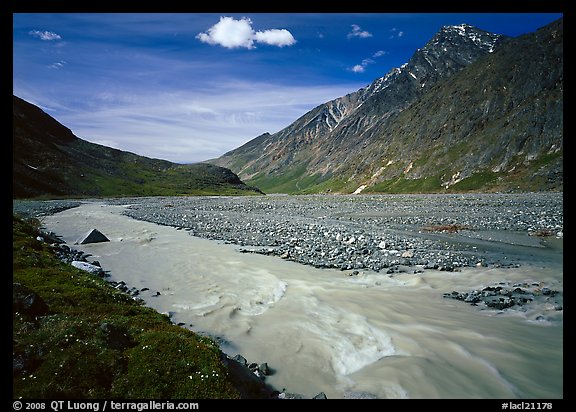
left=12, top=95, right=262, bottom=198
left=211, top=19, right=562, bottom=194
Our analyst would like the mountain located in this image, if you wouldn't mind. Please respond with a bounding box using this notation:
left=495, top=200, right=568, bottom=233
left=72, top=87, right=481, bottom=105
left=13, top=96, right=262, bottom=198
left=211, top=19, right=563, bottom=194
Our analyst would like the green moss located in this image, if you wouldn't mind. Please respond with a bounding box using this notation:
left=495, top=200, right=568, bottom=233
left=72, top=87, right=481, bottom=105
left=13, top=215, right=242, bottom=399
left=448, top=171, right=499, bottom=191
left=527, top=150, right=562, bottom=171
left=298, top=175, right=356, bottom=194
left=112, top=331, right=238, bottom=398
left=367, top=175, right=443, bottom=193
left=247, top=163, right=310, bottom=193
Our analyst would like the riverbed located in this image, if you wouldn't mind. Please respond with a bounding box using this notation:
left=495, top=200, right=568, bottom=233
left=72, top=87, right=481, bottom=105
left=37, top=195, right=562, bottom=399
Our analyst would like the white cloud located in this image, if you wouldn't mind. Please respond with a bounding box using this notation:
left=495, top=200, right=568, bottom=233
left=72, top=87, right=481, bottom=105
left=29, top=30, right=62, bottom=41
left=254, top=29, right=296, bottom=47
left=49, top=60, right=67, bottom=69
left=197, top=16, right=295, bottom=49
left=347, top=24, right=372, bottom=39
left=196, top=17, right=255, bottom=48
left=389, top=28, right=404, bottom=39
left=17, top=81, right=362, bottom=164
left=349, top=53, right=384, bottom=73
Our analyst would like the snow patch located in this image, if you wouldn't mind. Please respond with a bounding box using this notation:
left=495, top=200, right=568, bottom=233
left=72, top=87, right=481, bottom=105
left=353, top=185, right=367, bottom=195
left=442, top=171, right=464, bottom=189
left=371, top=166, right=386, bottom=180
left=548, top=144, right=561, bottom=154
left=403, top=161, right=414, bottom=174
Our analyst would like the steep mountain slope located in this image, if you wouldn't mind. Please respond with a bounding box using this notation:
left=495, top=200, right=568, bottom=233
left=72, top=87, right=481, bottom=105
left=13, top=96, right=262, bottom=198
left=212, top=19, right=562, bottom=194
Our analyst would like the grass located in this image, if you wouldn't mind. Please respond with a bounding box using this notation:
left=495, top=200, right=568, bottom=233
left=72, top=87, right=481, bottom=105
left=246, top=163, right=310, bottom=193
left=12, top=214, right=244, bottom=399
left=367, top=175, right=443, bottom=194
left=448, top=171, right=499, bottom=192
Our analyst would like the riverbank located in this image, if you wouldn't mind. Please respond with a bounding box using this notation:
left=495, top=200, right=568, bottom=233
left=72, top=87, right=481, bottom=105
left=12, top=214, right=284, bottom=399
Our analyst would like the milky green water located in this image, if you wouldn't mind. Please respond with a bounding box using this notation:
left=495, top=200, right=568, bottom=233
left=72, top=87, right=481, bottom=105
left=43, top=202, right=563, bottom=399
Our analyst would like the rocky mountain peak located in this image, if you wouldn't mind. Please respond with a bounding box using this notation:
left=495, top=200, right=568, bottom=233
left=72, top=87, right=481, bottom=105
left=211, top=18, right=562, bottom=194
left=425, top=23, right=506, bottom=55
left=360, top=24, right=506, bottom=102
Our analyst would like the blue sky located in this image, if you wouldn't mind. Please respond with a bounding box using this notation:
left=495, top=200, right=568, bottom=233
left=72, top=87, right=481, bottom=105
left=13, top=13, right=562, bottom=163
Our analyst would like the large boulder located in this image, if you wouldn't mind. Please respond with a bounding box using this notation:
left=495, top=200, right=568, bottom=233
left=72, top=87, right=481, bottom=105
left=71, top=261, right=105, bottom=276
left=75, top=229, right=109, bottom=245
left=13, top=283, right=49, bottom=318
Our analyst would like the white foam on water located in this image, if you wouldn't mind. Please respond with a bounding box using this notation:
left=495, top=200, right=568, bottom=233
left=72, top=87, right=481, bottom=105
left=300, top=299, right=395, bottom=376
left=235, top=280, right=288, bottom=316
left=172, top=295, right=221, bottom=311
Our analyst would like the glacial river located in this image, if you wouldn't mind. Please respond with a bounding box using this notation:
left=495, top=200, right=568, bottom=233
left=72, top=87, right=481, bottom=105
left=43, top=202, right=563, bottom=399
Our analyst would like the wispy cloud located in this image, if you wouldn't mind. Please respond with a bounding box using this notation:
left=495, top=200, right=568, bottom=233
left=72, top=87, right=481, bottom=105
left=15, top=81, right=361, bottom=163
left=347, top=24, right=372, bottom=39
left=29, top=30, right=62, bottom=41
left=348, top=50, right=388, bottom=74
left=49, top=60, right=67, bottom=69
left=197, top=16, right=296, bottom=49
left=388, top=28, right=404, bottom=39
left=349, top=58, right=374, bottom=73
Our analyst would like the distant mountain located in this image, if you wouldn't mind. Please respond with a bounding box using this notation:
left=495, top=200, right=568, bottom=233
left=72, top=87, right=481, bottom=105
left=211, top=19, right=562, bottom=194
left=13, top=96, right=262, bottom=198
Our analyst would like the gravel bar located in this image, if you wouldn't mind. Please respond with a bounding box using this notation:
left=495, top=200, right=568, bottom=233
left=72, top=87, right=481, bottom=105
left=14, top=193, right=563, bottom=272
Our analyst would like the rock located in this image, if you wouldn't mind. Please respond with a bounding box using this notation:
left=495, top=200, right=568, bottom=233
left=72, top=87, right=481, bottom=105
left=74, top=229, right=110, bottom=245
left=71, top=261, right=103, bottom=275
left=259, top=362, right=271, bottom=376
left=401, top=250, right=414, bottom=258
left=278, top=392, right=305, bottom=399
left=221, top=353, right=276, bottom=399
left=233, top=354, right=248, bottom=366
left=485, top=297, right=515, bottom=310
left=248, top=362, right=259, bottom=371
left=13, top=283, right=49, bottom=319
left=39, top=231, right=65, bottom=244
left=312, top=392, right=328, bottom=399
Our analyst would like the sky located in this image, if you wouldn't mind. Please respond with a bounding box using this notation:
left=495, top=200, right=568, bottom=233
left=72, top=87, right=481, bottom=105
left=13, top=13, right=563, bottom=164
